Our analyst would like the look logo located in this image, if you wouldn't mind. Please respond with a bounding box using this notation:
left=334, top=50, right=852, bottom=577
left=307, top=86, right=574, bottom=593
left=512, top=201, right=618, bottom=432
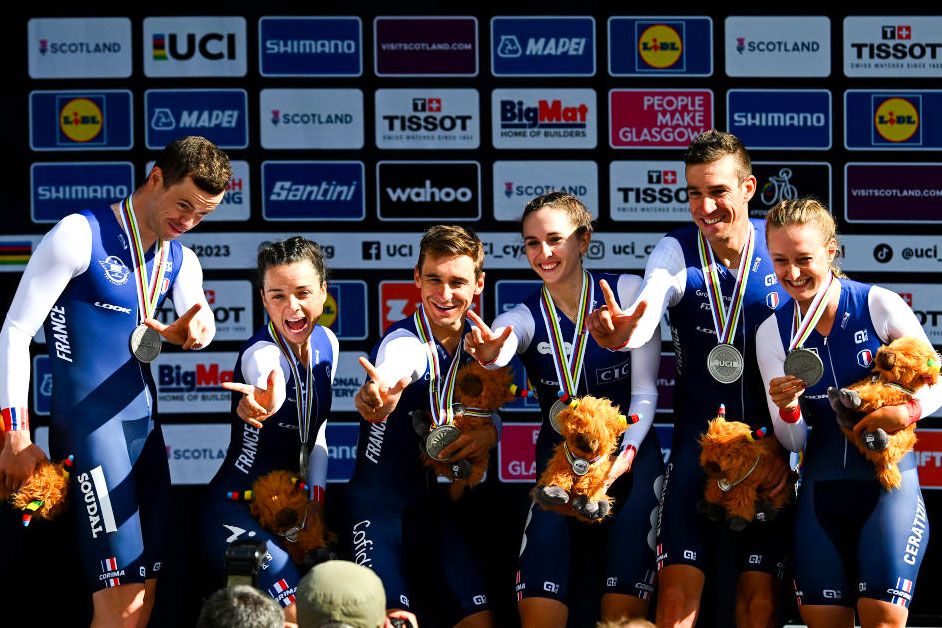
left=638, top=24, right=683, bottom=69
left=874, top=97, right=919, bottom=143
left=59, top=97, right=103, bottom=143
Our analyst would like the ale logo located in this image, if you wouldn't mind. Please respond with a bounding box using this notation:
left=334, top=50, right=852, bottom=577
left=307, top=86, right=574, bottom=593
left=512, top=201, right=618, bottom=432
left=874, top=97, right=919, bottom=143
left=638, top=24, right=683, bottom=69
left=59, top=97, right=103, bottom=143
left=317, top=292, right=338, bottom=329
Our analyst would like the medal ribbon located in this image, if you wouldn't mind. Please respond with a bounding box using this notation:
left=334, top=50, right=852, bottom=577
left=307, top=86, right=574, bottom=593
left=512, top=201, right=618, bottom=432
left=267, top=321, right=316, bottom=456
left=563, top=443, right=602, bottom=467
left=413, top=306, right=463, bottom=427
left=118, top=196, right=168, bottom=324
left=788, top=273, right=838, bottom=351
left=697, top=223, right=755, bottom=345
left=539, top=270, right=594, bottom=399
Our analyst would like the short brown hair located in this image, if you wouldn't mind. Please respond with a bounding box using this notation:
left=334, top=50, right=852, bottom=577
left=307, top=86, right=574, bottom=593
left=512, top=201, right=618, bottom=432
left=257, top=236, right=328, bottom=287
left=765, top=197, right=844, bottom=277
left=521, top=191, right=593, bottom=237
left=684, top=130, right=751, bottom=183
left=417, top=225, right=485, bottom=278
left=153, top=135, right=231, bottom=195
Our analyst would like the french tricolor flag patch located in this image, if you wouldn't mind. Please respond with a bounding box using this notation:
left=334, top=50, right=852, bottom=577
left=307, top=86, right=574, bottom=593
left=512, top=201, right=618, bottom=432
left=101, top=556, right=118, bottom=572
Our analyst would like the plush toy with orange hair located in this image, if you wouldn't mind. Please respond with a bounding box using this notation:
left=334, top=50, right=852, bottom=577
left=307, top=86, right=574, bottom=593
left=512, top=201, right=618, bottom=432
left=828, top=336, right=941, bottom=490
left=236, top=470, right=334, bottom=566
left=415, top=361, right=517, bottom=500
left=534, top=395, right=636, bottom=523
left=0, top=425, right=73, bottom=526
left=698, top=405, right=795, bottom=531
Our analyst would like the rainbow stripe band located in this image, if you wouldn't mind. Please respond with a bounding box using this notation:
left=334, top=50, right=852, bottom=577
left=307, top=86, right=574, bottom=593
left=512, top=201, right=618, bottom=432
left=539, top=271, right=594, bottom=402
left=266, top=321, right=317, bottom=475
left=2, top=407, right=29, bottom=431
left=118, top=196, right=169, bottom=323
left=789, top=273, right=839, bottom=351
left=697, top=223, right=756, bottom=346
left=413, top=306, right=463, bottom=427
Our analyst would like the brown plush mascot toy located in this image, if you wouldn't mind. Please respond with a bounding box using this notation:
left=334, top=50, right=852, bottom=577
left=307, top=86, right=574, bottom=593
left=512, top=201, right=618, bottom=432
left=534, top=395, right=636, bottom=523
left=0, top=425, right=72, bottom=526
left=828, top=336, right=941, bottom=490
left=698, top=405, right=795, bottom=531
left=415, top=362, right=517, bottom=500
left=229, top=470, right=333, bottom=565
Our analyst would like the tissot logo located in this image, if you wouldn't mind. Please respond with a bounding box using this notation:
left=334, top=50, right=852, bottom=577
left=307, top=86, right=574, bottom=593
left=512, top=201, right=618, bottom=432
left=377, top=161, right=480, bottom=221
left=375, top=89, right=479, bottom=149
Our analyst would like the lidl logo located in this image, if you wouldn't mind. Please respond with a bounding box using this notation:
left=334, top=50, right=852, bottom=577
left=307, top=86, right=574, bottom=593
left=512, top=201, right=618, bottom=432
left=318, top=292, right=338, bottom=329
left=874, top=97, right=919, bottom=142
left=59, top=97, right=104, bottom=143
left=638, top=24, right=683, bottom=69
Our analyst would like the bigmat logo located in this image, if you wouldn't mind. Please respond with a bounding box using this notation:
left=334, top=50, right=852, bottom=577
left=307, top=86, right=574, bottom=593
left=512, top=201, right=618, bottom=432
left=146, top=159, right=249, bottom=221
left=154, top=352, right=238, bottom=414
left=379, top=281, right=482, bottom=334
left=28, top=18, right=131, bottom=79
left=610, top=161, right=687, bottom=222
left=751, top=162, right=832, bottom=217
left=374, top=16, right=478, bottom=76
left=494, top=161, right=598, bottom=221
left=727, top=90, right=831, bottom=150
left=492, top=88, right=597, bottom=149
left=491, top=16, right=595, bottom=76
left=608, top=17, right=712, bottom=76
left=844, top=17, right=942, bottom=77
left=263, top=161, right=365, bottom=221
left=144, top=17, right=246, bottom=77
left=30, top=90, right=132, bottom=151
left=259, top=17, right=362, bottom=76
left=725, top=16, right=830, bottom=77
left=375, top=89, right=479, bottom=149
left=321, top=281, right=368, bottom=340
left=610, top=89, right=712, bottom=149
left=885, top=284, right=942, bottom=346
left=154, top=280, right=253, bottom=342
left=845, top=91, right=942, bottom=150
left=494, top=280, right=542, bottom=413
left=145, top=89, right=247, bottom=149
left=31, top=355, right=52, bottom=416
left=377, top=161, right=480, bottom=221
left=31, top=162, right=134, bottom=223
left=845, top=163, right=942, bottom=224
left=261, top=89, right=364, bottom=149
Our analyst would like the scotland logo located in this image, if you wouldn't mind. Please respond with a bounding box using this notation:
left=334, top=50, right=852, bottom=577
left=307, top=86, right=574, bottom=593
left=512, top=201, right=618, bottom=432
left=99, top=255, right=130, bottom=285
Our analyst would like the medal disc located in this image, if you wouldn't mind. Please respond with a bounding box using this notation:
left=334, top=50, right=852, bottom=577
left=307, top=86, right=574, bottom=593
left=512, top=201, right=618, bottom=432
left=130, top=324, right=161, bottom=363
left=299, top=447, right=311, bottom=479
left=571, top=458, right=590, bottom=476
left=707, top=343, right=744, bottom=384
left=425, top=424, right=461, bottom=461
left=784, top=348, right=824, bottom=387
left=548, top=399, right=568, bottom=433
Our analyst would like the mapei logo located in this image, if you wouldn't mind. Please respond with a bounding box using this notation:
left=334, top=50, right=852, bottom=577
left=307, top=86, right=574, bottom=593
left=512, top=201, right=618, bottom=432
left=873, top=97, right=920, bottom=143
left=638, top=23, right=684, bottom=69
left=145, top=89, right=248, bottom=149
left=98, top=256, right=130, bottom=285
left=59, top=97, right=103, bottom=143
left=491, top=17, right=595, bottom=76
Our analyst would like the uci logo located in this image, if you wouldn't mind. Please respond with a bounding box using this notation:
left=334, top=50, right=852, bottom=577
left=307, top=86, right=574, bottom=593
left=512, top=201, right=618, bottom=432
left=874, top=97, right=919, bottom=143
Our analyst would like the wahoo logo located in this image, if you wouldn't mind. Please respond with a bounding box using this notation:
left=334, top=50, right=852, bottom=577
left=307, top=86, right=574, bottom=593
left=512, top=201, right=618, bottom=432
left=857, top=349, right=874, bottom=367
left=99, top=256, right=130, bottom=285
left=385, top=181, right=472, bottom=203
left=78, top=467, right=118, bottom=539
left=377, top=161, right=480, bottom=221
left=766, top=292, right=779, bottom=309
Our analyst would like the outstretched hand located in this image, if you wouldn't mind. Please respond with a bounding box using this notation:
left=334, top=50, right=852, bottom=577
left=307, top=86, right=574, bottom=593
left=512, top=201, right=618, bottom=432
left=603, top=445, right=636, bottom=491
left=355, top=357, right=411, bottom=423
left=586, top=279, right=647, bottom=350
left=221, top=369, right=281, bottom=428
left=144, top=302, right=211, bottom=350
left=463, top=309, right=513, bottom=365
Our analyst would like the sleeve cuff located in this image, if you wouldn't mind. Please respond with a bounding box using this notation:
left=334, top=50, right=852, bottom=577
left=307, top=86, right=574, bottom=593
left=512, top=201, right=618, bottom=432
left=1, top=408, right=29, bottom=431
left=778, top=405, right=801, bottom=424
left=907, top=398, right=923, bottom=426
left=311, top=485, right=325, bottom=505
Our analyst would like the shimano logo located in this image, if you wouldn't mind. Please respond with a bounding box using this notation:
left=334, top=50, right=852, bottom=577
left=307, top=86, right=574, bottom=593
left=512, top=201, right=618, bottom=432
left=95, top=301, right=132, bottom=314
left=733, top=112, right=826, bottom=127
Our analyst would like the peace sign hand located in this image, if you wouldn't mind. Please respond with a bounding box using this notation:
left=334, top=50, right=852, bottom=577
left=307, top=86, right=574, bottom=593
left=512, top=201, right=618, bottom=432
left=144, top=302, right=211, bottom=350
left=222, top=369, right=282, bottom=428
left=463, top=309, right=513, bottom=366
left=587, top=279, right=648, bottom=350
left=356, top=357, right=411, bottom=423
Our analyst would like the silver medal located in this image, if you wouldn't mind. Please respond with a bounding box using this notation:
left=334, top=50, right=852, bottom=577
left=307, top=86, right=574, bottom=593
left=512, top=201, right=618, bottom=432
left=571, top=458, right=590, bottom=476
left=299, top=446, right=310, bottom=479
left=707, top=343, right=743, bottom=384
left=784, top=348, right=824, bottom=387
left=129, top=324, right=161, bottom=363
left=425, top=424, right=461, bottom=461
left=548, top=399, right=568, bottom=433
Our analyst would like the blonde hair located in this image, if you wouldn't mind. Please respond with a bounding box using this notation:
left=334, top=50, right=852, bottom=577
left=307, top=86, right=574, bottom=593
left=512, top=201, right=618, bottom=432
left=765, top=197, right=844, bottom=277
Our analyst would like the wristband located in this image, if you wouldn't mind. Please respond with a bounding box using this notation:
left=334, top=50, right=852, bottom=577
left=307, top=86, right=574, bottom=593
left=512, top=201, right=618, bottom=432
left=778, top=405, right=801, bottom=424
left=311, top=485, right=326, bottom=505
left=2, top=407, right=29, bottom=431
left=907, top=399, right=922, bottom=426
left=476, top=353, right=497, bottom=367
left=607, top=337, right=631, bottom=352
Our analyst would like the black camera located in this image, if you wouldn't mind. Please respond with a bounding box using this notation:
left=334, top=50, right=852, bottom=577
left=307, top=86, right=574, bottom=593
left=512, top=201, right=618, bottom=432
left=224, top=539, right=267, bottom=587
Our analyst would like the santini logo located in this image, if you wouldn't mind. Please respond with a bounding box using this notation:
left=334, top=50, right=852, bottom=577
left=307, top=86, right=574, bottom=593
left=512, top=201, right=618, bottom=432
left=385, top=181, right=472, bottom=203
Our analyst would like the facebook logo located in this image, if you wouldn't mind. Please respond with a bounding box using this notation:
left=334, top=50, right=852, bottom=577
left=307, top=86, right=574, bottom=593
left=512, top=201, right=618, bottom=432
left=362, top=241, right=381, bottom=260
